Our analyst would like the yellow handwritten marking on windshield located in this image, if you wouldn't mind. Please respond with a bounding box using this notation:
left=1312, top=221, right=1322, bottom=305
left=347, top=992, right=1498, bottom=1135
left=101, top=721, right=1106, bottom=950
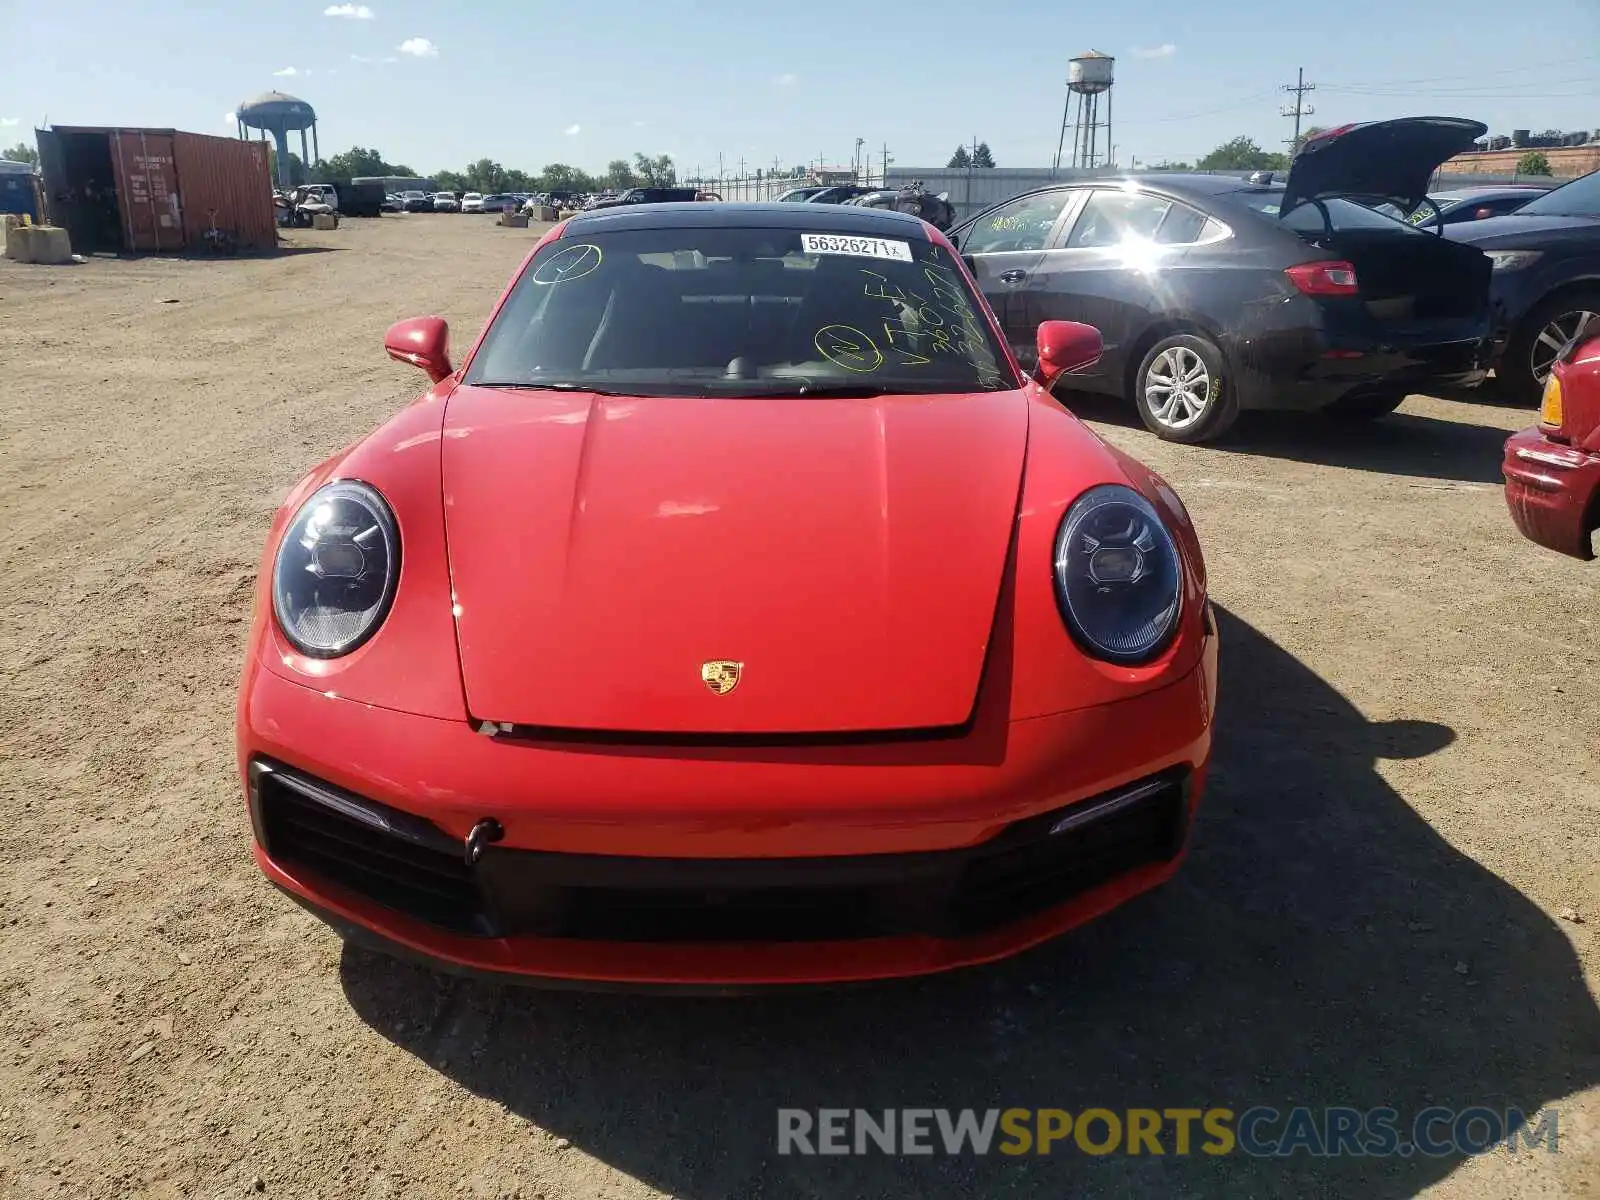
left=880, top=319, right=932, bottom=366
left=815, top=325, right=886, bottom=373
left=855, top=262, right=1006, bottom=378
left=532, top=243, right=603, bottom=285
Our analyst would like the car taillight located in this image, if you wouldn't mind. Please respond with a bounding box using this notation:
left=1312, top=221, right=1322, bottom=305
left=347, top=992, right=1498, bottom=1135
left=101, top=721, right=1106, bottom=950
left=1285, top=260, right=1360, bottom=297
left=1540, top=369, right=1565, bottom=435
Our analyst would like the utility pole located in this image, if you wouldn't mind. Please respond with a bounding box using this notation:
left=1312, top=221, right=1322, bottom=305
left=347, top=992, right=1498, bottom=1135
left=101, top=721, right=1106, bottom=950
left=736, top=155, right=744, bottom=200
left=1281, top=67, right=1316, bottom=153
left=880, top=142, right=891, bottom=186
left=854, top=137, right=865, bottom=182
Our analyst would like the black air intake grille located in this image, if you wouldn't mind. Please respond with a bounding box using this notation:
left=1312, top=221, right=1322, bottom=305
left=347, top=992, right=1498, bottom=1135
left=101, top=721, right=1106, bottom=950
left=249, top=760, right=1189, bottom=943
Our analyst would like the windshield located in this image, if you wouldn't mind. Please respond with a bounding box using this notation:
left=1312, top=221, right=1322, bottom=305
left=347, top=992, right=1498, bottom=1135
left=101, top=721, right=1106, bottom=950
left=1515, top=170, right=1600, bottom=217
left=465, top=226, right=1016, bottom=396
left=1223, top=188, right=1428, bottom=233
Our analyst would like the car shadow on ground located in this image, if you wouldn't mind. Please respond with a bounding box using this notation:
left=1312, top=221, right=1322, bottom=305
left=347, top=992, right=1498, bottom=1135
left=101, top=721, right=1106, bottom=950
left=341, top=607, right=1599, bottom=1198
left=1063, top=392, right=1513, bottom=485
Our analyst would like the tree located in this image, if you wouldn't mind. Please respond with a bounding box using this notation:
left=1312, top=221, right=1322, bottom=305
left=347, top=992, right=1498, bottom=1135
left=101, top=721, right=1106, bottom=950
left=434, top=169, right=468, bottom=192
left=3, top=141, right=38, bottom=167
left=632, top=153, right=677, bottom=186
left=1149, top=159, right=1192, bottom=171
left=538, top=163, right=594, bottom=194
left=603, top=159, right=639, bottom=190
left=1196, top=135, right=1287, bottom=172
left=316, top=146, right=413, bottom=184
left=1291, top=126, right=1328, bottom=157
left=461, top=158, right=510, bottom=192
left=1517, top=152, right=1553, bottom=177
left=972, top=142, right=996, bottom=169
left=947, top=145, right=971, bottom=169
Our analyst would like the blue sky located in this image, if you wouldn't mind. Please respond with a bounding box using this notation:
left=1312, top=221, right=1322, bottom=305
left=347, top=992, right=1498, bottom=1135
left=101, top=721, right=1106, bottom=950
left=3, top=0, right=1597, bottom=175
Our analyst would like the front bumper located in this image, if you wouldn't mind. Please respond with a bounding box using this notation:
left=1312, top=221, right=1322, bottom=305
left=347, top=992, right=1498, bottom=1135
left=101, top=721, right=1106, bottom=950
left=1503, top=426, right=1600, bottom=559
left=238, top=633, right=1217, bottom=986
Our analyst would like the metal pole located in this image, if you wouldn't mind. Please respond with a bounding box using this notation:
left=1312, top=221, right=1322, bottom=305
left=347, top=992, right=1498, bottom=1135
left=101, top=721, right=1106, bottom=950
left=1087, top=95, right=1098, bottom=169
left=1107, top=87, right=1114, bottom=169
left=965, top=134, right=975, bottom=211
left=1292, top=68, right=1304, bottom=148
left=1054, top=85, right=1073, bottom=176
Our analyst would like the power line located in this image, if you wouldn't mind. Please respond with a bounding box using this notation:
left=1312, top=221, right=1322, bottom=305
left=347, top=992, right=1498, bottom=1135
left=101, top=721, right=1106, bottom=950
left=1320, top=80, right=1598, bottom=98
left=1117, top=89, right=1281, bottom=127
left=1281, top=67, right=1316, bottom=150
left=1323, top=53, right=1599, bottom=89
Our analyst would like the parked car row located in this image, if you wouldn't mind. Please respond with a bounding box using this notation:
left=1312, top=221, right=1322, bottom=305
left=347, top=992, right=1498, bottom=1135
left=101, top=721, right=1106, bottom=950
left=379, top=189, right=539, bottom=213
left=946, top=118, right=1600, bottom=439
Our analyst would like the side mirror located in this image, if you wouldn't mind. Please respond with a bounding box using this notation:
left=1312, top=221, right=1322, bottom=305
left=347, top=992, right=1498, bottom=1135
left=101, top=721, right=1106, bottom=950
left=385, top=316, right=453, bottom=383
left=1034, top=320, right=1103, bottom=388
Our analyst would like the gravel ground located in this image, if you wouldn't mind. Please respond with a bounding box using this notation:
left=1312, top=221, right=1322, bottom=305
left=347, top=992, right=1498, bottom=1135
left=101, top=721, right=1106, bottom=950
left=1, top=213, right=1596, bottom=1199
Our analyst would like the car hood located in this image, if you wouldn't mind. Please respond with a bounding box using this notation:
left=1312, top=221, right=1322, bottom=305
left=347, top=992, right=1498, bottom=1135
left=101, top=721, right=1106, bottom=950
left=439, top=385, right=1033, bottom=734
left=1444, top=211, right=1600, bottom=248
left=1282, top=116, right=1488, bottom=216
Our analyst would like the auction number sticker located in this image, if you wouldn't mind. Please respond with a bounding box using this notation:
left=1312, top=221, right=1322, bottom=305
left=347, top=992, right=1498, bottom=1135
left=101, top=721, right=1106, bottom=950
left=801, top=233, right=913, bottom=262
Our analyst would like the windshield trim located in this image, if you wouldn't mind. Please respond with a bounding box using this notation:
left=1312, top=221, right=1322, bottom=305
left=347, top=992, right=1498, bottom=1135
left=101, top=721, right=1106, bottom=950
left=1514, top=172, right=1600, bottom=218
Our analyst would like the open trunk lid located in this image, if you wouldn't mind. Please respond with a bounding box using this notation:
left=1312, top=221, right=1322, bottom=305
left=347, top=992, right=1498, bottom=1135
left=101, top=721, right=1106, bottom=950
left=440, top=385, right=1029, bottom=735
left=1282, top=117, right=1489, bottom=216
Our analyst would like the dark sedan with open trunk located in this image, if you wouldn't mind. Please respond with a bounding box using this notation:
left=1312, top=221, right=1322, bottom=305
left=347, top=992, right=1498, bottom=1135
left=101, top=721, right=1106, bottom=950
left=950, top=117, right=1493, bottom=442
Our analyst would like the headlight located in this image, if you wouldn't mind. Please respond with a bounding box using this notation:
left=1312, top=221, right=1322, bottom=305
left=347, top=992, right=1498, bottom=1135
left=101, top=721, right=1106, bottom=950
left=272, top=481, right=400, bottom=658
left=1485, top=250, right=1543, bottom=272
left=1053, top=485, right=1182, bottom=665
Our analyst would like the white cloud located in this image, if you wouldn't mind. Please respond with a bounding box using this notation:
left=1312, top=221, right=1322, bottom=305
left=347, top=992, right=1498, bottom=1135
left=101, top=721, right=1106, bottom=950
left=350, top=53, right=372, bottom=62
left=398, top=37, right=438, bottom=57
left=1132, top=43, right=1176, bottom=59
left=565, top=124, right=581, bottom=136
left=773, top=72, right=797, bottom=86
left=224, top=111, right=236, bottom=125
left=383, top=55, right=398, bottom=62
left=0, top=117, right=19, bottom=127
left=324, top=3, right=375, bottom=17
left=633, top=120, right=647, bottom=128
left=273, top=66, right=299, bottom=77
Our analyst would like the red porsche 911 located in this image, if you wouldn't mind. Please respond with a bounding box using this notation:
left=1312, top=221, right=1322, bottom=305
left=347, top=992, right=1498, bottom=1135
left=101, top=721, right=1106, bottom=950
left=237, top=202, right=1219, bottom=988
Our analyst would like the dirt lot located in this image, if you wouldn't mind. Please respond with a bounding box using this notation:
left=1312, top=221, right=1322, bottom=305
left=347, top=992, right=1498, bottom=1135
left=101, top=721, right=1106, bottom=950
left=1, top=213, right=1597, bottom=1200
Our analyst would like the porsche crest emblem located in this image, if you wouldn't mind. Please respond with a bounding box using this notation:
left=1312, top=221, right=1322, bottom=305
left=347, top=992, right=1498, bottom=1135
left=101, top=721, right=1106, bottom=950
left=701, top=660, right=743, bottom=695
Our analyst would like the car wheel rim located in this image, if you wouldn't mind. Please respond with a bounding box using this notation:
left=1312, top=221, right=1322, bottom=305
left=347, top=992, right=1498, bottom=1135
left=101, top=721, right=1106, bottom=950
left=1145, top=347, right=1212, bottom=430
left=1531, top=310, right=1598, bottom=384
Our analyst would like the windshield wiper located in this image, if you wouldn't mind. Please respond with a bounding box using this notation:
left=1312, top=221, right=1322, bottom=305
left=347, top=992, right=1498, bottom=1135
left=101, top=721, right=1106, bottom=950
left=744, top=383, right=894, bottom=398
left=477, top=381, right=639, bottom=396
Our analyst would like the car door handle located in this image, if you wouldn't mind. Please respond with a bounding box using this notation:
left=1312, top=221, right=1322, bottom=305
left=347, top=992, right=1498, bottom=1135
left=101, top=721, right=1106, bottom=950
left=999, top=269, right=1028, bottom=284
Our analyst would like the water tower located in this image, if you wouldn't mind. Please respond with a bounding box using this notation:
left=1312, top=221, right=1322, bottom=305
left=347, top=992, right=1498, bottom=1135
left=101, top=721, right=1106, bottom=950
left=237, top=91, right=320, bottom=188
left=1053, top=51, right=1115, bottom=174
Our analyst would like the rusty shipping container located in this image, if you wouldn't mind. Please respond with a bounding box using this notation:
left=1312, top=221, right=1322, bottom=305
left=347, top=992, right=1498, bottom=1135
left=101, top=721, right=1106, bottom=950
left=109, top=129, right=182, bottom=251
left=38, top=125, right=276, bottom=253
left=171, top=131, right=276, bottom=250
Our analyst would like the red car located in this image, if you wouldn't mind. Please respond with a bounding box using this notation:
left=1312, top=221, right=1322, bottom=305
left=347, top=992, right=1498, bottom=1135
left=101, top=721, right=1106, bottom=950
left=238, top=203, right=1219, bottom=988
left=1504, top=331, right=1600, bottom=559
